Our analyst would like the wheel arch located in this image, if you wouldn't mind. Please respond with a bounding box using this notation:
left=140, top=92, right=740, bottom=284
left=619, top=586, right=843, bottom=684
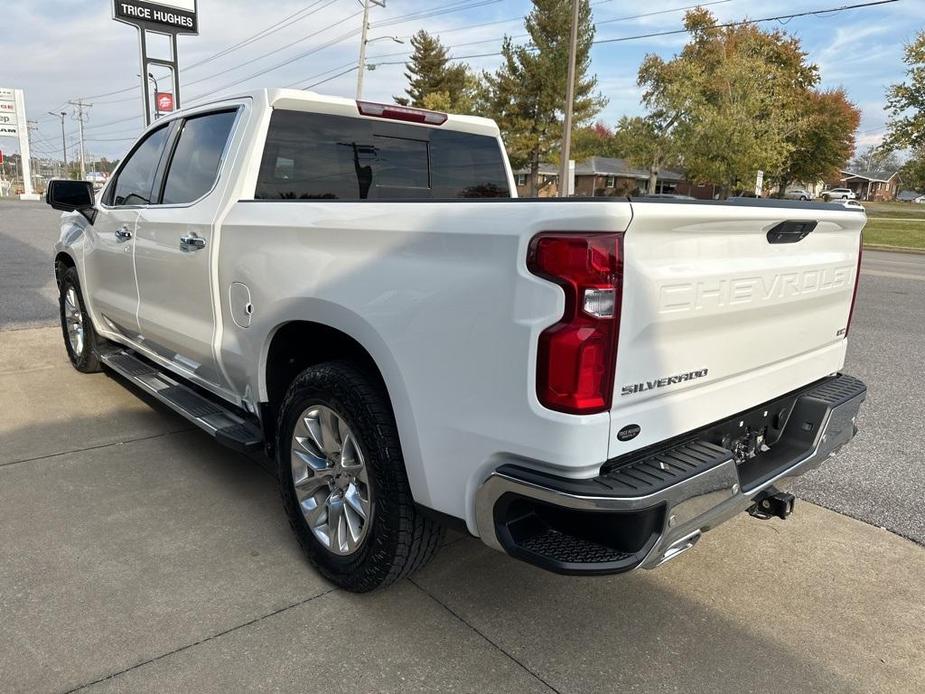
left=258, top=315, right=429, bottom=505
left=54, top=251, right=77, bottom=287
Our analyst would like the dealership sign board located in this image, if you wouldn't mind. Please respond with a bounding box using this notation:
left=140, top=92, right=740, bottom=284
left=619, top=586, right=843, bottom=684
left=0, top=88, right=20, bottom=138
left=112, top=0, right=198, bottom=35
left=0, top=88, right=36, bottom=198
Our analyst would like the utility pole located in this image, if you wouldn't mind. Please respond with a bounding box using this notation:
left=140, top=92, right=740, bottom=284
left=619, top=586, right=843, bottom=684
left=26, top=120, right=38, bottom=191
left=356, top=0, right=386, bottom=99
left=558, top=0, right=580, bottom=198
left=68, top=99, right=90, bottom=180
left=48, top=111, right=68, bottom=175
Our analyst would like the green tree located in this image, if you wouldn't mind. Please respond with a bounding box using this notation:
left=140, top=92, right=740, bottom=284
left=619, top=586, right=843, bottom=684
left=899, top=149, right=925, bottom=192
left=881, top=30, right=925, bottom=152
left=612, top=115, right=680, bottom=195
left=775, top=88, right=860, bottom=194
left=638, top=8, right=817, bottom=197
left=481, top=0, right=605, bottom=196
left=395, top=30, right=475, bottom=113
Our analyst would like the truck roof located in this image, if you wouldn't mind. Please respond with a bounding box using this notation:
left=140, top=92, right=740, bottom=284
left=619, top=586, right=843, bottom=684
left=192, top=88, right=502, bottom=139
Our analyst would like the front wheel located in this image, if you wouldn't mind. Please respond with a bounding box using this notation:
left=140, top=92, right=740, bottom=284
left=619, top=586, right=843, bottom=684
left=59, top=266, right=103, bottom=373
left=277, top=360, right=444, bottom=592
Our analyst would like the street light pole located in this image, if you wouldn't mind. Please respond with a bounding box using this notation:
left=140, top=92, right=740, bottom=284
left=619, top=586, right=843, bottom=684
left=558, top=0, right=580, bottom=198
left=356, top=0, right=386, bottom=99
left=48, top=111, right=68, bottom=176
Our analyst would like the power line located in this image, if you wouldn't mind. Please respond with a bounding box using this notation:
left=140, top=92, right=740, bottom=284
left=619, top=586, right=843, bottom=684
left=368, top=0, right=900, bottom=66
left=78, top=0, right=341, bottom=101
left=593, top=0, right=899, bottom=45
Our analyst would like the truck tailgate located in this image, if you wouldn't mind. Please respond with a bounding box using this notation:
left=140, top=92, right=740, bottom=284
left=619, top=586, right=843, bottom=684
left=610, top=201, right=865, bottom=457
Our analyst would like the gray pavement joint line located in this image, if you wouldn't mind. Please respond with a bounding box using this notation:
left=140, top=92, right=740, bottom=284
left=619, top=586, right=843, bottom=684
left=63, top=587, right=339, bottom=694
left=0, top=428, right=196, bottom=469
left=407, top=577, right=562, bottom=694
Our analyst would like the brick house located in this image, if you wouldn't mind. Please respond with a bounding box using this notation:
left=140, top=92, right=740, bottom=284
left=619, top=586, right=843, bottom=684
left=831, top=169, right=901, bottom=201
left=514, top=157, right=684, bottom=197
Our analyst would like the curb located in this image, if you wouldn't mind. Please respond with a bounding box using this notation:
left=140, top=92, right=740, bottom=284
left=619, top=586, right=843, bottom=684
left=863, top=243, right=925, bottom=255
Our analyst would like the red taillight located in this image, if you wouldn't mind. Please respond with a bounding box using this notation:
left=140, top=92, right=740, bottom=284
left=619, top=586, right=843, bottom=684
left=846, top=232, right=863, bottom=336
left=356, top=100, right=448, bottom=125
left=527, top=232, right=624, bottom=415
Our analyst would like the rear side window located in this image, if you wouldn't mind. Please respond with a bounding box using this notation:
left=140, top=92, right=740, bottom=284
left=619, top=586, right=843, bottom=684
left=255, top=110, right=510, bottom=200
left=162, top=110, right=237, bottom=204
left=111, top=125, right=170, bottom=206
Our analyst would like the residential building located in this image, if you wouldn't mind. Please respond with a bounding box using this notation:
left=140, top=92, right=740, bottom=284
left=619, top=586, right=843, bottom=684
left=830, top=169, right=900, bottom=201
left=513, top=157, right=684, bottom=197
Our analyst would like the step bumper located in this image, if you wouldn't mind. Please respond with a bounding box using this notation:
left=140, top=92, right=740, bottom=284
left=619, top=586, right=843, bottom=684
left=474, top=374, right=867, bottom=575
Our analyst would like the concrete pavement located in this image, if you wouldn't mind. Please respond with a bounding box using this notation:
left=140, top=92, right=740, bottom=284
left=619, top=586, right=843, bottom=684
left=1, top=327, right=924, bottom=693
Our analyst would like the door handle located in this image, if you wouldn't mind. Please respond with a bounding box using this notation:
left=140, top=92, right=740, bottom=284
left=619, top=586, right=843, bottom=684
left=114, top=226, right=132, bottom=242
left=179, top=233, right=207, bottom=252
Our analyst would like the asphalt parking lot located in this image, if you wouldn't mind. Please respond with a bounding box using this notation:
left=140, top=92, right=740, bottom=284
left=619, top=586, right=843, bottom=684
left=2, top=200, right=924, bottom=692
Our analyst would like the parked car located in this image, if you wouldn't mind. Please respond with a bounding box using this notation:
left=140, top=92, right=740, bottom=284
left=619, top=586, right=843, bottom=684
left=639, top=193, right=696, bottom=200
left=830, top=199, right=865, bottom=210
left=821, top=187, right=857, bottom=201
left=783, top=188, right=812, bottom=201
left=45, top=90, right=868, bottom=592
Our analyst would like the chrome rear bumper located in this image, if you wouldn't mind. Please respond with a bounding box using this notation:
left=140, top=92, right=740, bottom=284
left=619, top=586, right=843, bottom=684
left=475, top=374, right=866, bottom=574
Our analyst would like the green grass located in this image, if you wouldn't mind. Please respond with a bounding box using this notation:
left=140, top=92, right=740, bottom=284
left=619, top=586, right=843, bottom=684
left=863, top=201, right=925, bottom=220
left=863, top=218, right=925, bottom=249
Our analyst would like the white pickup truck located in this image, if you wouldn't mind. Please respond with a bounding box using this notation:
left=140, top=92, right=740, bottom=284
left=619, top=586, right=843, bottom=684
left=47, top=89, right=867, bottom=591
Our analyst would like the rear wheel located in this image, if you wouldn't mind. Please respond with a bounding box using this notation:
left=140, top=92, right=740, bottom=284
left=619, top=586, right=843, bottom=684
left=277, top=360, right=444, bottom=592
left=59, top=266, right=103, bottom=373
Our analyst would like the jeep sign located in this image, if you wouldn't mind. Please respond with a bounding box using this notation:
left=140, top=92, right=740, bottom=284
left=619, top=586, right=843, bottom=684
left=113, top=0, right=198, bottom=35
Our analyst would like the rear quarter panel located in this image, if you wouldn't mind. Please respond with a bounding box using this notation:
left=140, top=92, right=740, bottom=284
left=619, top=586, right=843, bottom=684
left=215, top=199, right=633, bottom=526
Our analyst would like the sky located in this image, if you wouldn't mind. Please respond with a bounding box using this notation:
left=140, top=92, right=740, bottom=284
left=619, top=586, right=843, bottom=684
left=2, top=0, right=923, bottom=163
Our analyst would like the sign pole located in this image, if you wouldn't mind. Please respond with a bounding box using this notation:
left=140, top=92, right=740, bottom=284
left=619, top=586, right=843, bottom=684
left=138, top=28, right=152, bottom=126
left=112, top=1, right=198, bottom=124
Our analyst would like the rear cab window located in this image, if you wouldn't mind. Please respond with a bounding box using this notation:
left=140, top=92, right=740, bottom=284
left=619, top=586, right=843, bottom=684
left=255, top=110, right=510, bottom=200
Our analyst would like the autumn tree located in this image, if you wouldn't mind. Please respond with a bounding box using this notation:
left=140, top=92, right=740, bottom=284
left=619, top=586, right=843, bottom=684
left=395, top=31, right=475, bottom=113
left=881, top=29, right=925, bottom=152
left=481, top=0, right=605, bottom=195
left=775, top=88, right=860, bottom=194
left=638, top=8, right=817, bottom=196
left=571, top=122, right=622, bottom=161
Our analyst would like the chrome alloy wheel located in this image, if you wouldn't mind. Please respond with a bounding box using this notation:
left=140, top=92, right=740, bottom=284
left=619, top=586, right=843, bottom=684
left=290, top=405, right=373, bottom=555
left=64, top=286, right=85, bottom=356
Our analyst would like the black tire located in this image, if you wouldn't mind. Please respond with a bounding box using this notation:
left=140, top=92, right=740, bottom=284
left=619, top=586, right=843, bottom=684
left=800, top=195, right=808, bottom=201
left=276, top=360, right=444, bottom=592
left=58, top=266, right=103, bottom=373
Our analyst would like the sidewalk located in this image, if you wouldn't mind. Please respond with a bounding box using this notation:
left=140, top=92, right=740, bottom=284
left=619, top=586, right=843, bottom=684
left=2, top=328, right=923, bottom=693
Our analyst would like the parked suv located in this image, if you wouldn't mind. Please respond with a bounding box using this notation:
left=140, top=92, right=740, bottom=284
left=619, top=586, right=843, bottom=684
left=46, top=90, right=868, bottom=591
left=821, top=187, right=857, bottom=201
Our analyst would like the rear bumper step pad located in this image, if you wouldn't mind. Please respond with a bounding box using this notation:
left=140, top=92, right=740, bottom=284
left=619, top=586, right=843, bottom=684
left=475, top=373, right=867, bottom=575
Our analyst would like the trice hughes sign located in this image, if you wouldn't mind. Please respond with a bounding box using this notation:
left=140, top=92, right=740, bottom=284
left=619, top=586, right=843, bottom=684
left=113, top=0, right=198, bottom=35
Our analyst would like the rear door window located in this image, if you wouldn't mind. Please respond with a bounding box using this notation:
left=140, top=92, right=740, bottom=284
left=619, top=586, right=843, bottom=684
left=255, top=110, right=510, bottom=200
left=161, top=110, right=237, bottom=204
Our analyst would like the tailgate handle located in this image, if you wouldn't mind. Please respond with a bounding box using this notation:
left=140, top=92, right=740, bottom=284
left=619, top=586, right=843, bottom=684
left=767, top=220, right=817, bottom=244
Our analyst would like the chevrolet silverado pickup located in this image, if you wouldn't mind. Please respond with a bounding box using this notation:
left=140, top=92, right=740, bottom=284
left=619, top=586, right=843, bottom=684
left=46, top=89, right=867, bottom=591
